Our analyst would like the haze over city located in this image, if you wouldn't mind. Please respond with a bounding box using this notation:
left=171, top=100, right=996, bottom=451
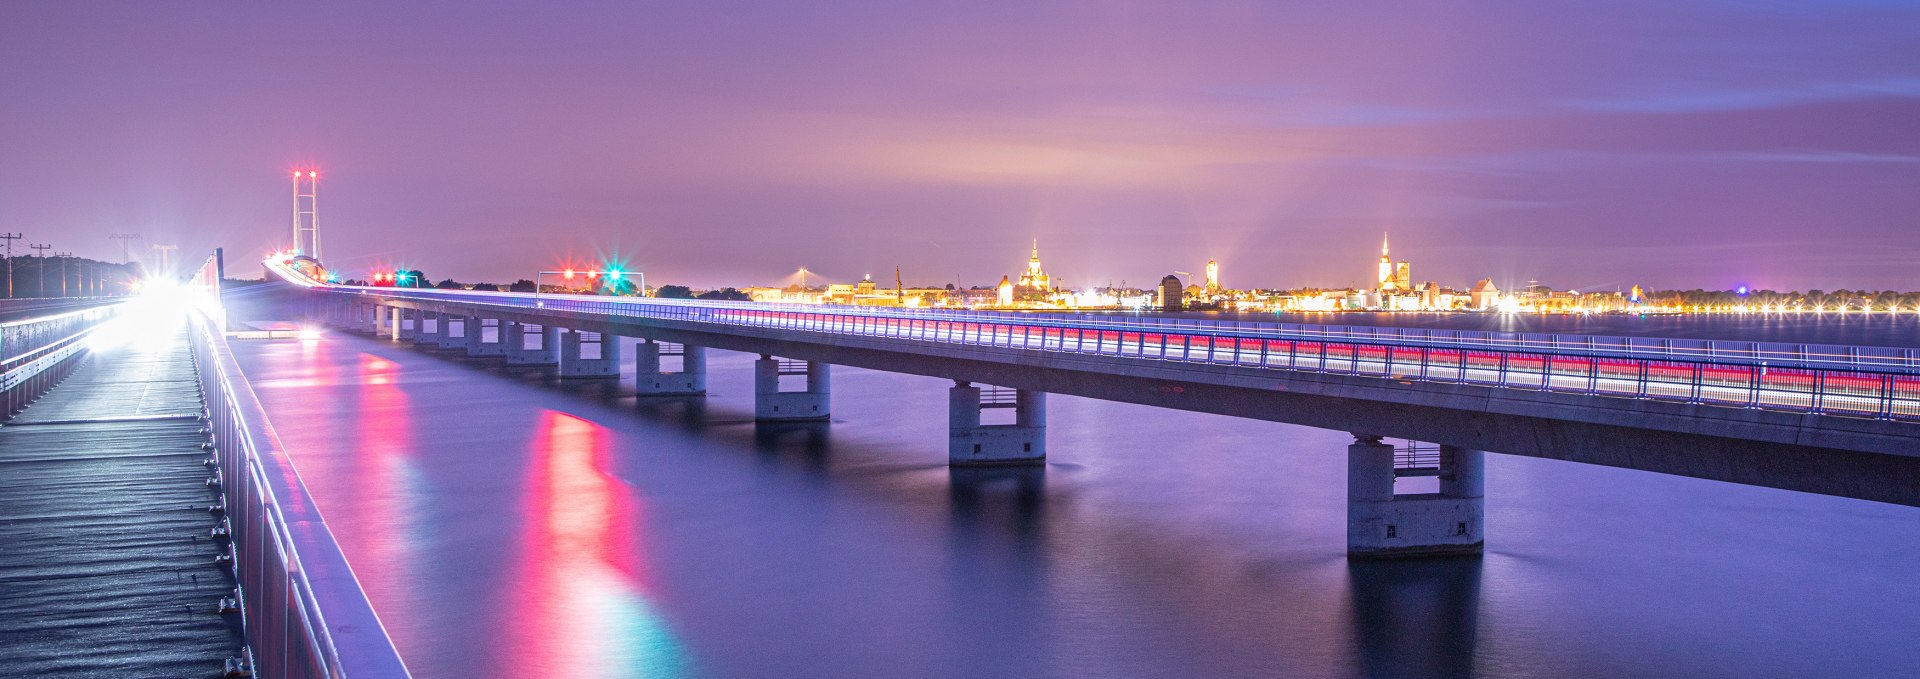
left=4, top=2, right=1917, bottom=291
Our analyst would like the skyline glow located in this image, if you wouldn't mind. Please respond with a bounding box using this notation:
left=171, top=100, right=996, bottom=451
left=2, top=2, right=1916, bottom=290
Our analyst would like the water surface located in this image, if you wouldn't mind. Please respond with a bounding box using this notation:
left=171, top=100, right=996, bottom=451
left=230, top=319, right=1920, bottom=678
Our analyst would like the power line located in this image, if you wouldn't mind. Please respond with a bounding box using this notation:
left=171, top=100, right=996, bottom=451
left=29, top=243, right=50, bottom=298
left=0, top=233, right=20, bottom=298
left=109, top=233, right=141, bottom=263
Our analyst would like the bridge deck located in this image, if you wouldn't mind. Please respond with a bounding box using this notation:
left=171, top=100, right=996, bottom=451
left=0, top=328, right=244, bottom=677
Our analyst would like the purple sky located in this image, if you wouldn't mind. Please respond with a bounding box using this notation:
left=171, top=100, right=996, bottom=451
left=3, top=2, right=1917, bottom=291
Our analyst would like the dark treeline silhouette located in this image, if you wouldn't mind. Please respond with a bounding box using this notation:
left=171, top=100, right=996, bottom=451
left=0, top=256, right=139, bottom=298
left=1647, top=288, right=1920, bottom=310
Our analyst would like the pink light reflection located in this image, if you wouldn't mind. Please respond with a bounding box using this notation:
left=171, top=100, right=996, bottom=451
left=505, top=410, right=688, bottom=677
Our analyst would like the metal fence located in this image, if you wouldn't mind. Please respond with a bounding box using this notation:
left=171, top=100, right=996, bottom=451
left=326, top=285, right=1920, bottom=423
left=191, top=256, right=411, bottom=678
left=0, top=304, right=118, bottom=418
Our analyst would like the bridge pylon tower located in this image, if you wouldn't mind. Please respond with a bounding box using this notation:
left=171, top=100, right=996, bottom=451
left=292, top=169, right=320, bottom=262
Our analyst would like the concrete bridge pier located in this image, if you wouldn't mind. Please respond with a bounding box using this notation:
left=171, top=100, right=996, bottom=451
left=434, top=315, right=468, bottom=350
left=948, top=382, right=1046, bottom=466
left=413, top=311, right=443, bottom=346
left=339, top=301, right=371, bottom=333
left=1347, top=435, right=1484, bottom=559
left=389, top=307, right=418, bottom=342
left=754, top=355, right=828, bottom=421
left=504, top=321, right=559, bottom=366
left=635, top=340, right=706, bottom=395
left=558, top=330, right=622, bottom=379
left=465, top=318, right=508, bottom=357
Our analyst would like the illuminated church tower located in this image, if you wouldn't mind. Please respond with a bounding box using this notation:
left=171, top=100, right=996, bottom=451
left=1016, top=240, right=1052, bottom=292
left=1377, top=234, right=1395, bottom=291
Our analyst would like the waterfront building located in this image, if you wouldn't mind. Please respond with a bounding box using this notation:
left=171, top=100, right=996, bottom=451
left=1159, top=274, right=1184, bottom=311
left=1016, top=241, right=1052, bottom=292
left=1375, top=234, right=1412, bottom=293
left=1204, top=259, right=1219, bottom=295
left=1469, top=278, right=1500, bottom=310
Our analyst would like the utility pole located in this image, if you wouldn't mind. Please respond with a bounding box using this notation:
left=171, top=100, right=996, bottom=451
left=151, top=244, right=178, bottom=278
left=895, top=265, right=904, bottom=303
left=110, top=233, right=141, bottom=263
left=29, top=243, right=50, bottom=297
left=55, top=252, right=72, bottom=297
left=0, top=233, right=20, bottom=298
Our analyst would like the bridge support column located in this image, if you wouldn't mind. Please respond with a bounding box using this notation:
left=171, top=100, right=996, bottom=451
left=1347, top=436, right=1483, bottom=559
left=558, top=330, right=622, bottom=379
left=635, top=341, right=706, bottom=395
left=754, top=355, right=828, bottom=421
left=504, top=321, right=558, bottom=366
left=342, top=301, right=371, bottom=333
left=434, top=315, right=467, bottom=350
left=390, top=307, right=418, bottom=342
left=465, top=318, right=508, bottom=357
left=948, top=382, right=1045, bottom=466
left=414, top=311, right=443, bottom=346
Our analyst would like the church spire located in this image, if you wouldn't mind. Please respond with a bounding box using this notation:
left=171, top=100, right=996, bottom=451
left=1382, top=232, right=1390, bottom=257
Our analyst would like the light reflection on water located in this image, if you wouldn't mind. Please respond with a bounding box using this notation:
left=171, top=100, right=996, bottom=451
left=231, top=321, right=1920, bottom=679
left=509, top=411, right=689, bottom=677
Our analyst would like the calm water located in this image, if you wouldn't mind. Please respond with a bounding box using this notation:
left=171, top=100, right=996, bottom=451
left=230, top=316, right=1920, bottom=678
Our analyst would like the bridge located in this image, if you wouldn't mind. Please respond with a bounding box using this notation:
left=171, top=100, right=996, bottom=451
left=1, top=262, right=410, bottom=678
left=260, top=255, right=1920, bottom=560
left=5, top=250, right=1915, bottom=677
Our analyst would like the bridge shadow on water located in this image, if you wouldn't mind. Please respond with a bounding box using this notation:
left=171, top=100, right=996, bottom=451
left=400, top=337, right=1488, bottom=675
left=1347, top=557, right=1483, bottom=678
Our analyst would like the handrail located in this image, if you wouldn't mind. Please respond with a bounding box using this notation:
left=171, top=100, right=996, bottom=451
left=194, top=254, right=411, bottom=678
left=327, top=281, right=1918, bottom=368
left=1, top=304, right=120, bottom=414
left=314, top=282, right=1920, bottom=423
left=273, top=260, right=1917, bottom=375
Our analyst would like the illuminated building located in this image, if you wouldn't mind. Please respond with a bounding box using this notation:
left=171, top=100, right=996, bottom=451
left=1376, top=234, right=1411, bottom=292
left=997, top=275, right=1014, bottom=306
left=1159, top=275, right=1184, bottom=311
left=1469, top=278, right=1500, bottom=310
left=1204, top=259, right=1219, bottom=295
left=1377, top=235, right=1394, bottom=290
left=1015, top=240, right=1052, bottom=292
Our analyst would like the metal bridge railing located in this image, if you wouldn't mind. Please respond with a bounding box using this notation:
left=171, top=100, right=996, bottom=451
left=192, top=255, right=411, bottom=678
left=276, top=267, right=1920, bottom=423
left=1, top=304, right=120, bottom=418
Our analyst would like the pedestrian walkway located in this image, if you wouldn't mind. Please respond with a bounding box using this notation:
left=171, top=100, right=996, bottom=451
left=0, top=325, right=245, bottom=677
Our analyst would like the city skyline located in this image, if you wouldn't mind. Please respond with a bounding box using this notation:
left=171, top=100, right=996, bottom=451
left=4, top=3, right=1917, bottom=290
